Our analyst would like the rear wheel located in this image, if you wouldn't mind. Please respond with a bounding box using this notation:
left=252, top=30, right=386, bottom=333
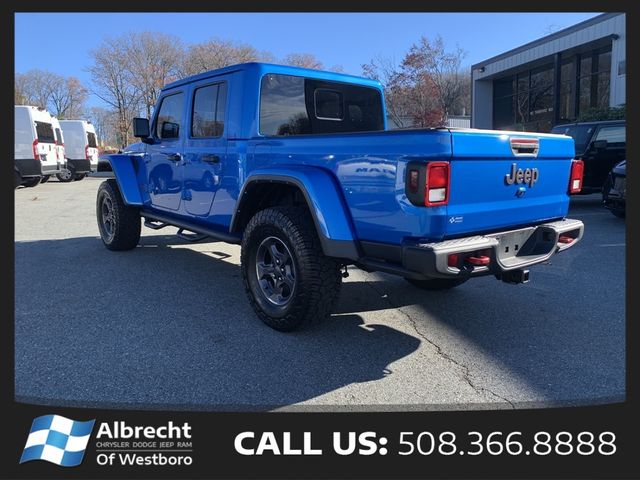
left=241, top=206, right=342, bottom=331
left=14, top=170, right=22, bottom=189
left=405, top=277, right=468, bottom=290
left=96, top=179, right=141, bottom=251
left=22, top=177, right=41, bottom=188
left=74, top=173, right=87, bottom=181
left=56, top=165, right=75, bottom=182
left=40, top=175, right=50, bottom=184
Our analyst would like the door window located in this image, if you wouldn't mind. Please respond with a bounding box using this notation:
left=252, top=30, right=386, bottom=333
left=191, top=82, right=227, bottom=138
left=155, top=93, right=185, bottom=139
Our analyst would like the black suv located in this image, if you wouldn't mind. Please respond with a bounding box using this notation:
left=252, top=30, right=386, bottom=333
left=551, top=120, right=625, bottom=193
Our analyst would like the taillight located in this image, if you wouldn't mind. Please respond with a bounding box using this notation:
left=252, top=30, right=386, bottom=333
left=569, top=159, right=584, bottom=194
left=425, top=162, right=450, bottom=206
left=85, top=145, right=90, bottom=160
left=32, top=139, right=39, bottom=160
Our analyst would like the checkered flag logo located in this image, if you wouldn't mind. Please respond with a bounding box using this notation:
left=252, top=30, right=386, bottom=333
left=20, top=415, right=95, bottom=467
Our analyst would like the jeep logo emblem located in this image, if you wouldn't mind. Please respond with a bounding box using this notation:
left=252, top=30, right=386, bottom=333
left=505, top=163, right=539, bottom=187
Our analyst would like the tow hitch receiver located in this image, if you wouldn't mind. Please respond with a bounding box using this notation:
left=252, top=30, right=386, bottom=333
left=499, top=269, right=530, bottom=284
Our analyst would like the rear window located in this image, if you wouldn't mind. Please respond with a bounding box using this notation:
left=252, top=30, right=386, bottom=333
left=551, top=124, right=594, bottom=154
left=54, top=128, right=62, bottom=144
left=35, top=121, right=55, bottom=144
left=87, top=132, right=98, bottom=148
left=259, top=74, right=384, bottom=136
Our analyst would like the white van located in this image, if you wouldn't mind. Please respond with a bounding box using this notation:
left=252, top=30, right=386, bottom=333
left=42, top=116, right=67, bottom=183
left=14, top=105, right=64, bottom=188
left=59, top=120, right=100, bottom=182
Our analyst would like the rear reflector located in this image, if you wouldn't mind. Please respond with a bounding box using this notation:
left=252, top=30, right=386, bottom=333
left=569, top=160, right=584, bottom=194
left=425, top=162, right=450, bottom=206
left=408, top=169, right=420, bottom=193
left=447, top=254, right=459, bottom=267
left=558, top=235, right=574, bottom=244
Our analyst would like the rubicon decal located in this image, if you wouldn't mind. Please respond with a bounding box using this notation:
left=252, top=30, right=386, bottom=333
left=505, top=163, right=539, bottom=187
left=20, top=415, right=95, bottom=467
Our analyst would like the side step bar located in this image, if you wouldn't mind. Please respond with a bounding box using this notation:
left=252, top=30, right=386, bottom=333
left=144, top=219, right=169, bottom=230
left=142, top=211, right=242, bottom=245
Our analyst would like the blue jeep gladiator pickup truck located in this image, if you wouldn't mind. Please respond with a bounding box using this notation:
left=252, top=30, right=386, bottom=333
left=98, top=62, right=585, bottom=331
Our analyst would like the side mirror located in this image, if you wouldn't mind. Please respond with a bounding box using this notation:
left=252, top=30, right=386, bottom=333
left=592, top=139, right=608, bottom=150
left=132, top=117, right=150, bottom=139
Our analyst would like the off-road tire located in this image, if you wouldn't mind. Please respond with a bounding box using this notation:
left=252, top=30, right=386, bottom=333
left=40, top=175, right=50, bottom=184
left=23, top=177, right=41, bottom=188
left=96, top=179, right=141, bottom=251
left=14, top=170, right=22, bottom=189
left=241, top=206, right=342, bottom=331
left=406, top=277, right=468, bottom=290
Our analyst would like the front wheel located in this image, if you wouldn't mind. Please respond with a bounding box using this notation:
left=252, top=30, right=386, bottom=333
left=96, top=179, right=141, bottom=251
left=405, top=277, right=468, bottom=290
left=241, top=206, right=342, bottom=331
left=40, top=175, right=50, bottom=184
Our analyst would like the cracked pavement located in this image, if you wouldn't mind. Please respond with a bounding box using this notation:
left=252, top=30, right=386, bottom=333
left=15, top=175, right=625, bottom=411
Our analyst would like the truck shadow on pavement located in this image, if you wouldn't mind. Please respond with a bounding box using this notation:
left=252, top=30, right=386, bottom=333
left=15, top=235, right=421, bottom=411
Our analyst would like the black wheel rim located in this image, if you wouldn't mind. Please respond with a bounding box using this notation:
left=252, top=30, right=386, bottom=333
left=255, top=236, right=296, bottom=306
left=100, top=195, right=115, bottom=240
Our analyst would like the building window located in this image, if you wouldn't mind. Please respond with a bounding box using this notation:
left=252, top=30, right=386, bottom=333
left=491, top=43, right=613, bottom=132
left=492, top=63, right=554, bottom=131
left=577, top=46, right=611, bottom=115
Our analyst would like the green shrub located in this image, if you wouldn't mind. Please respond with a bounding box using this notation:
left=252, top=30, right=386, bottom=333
left=577, top=104, right=625, bottom=122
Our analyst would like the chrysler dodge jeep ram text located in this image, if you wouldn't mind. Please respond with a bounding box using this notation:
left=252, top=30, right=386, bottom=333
left=98, top=62, right=585, bottom=331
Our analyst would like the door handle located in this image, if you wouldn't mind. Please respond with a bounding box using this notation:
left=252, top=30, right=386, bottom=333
left=202, top=154, right=220, bottom=164
left=166, top=153, right=182, bottom=162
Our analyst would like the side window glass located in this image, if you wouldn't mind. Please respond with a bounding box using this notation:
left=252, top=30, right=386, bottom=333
left=192, top=82, right=227, bottom=138
left=156, top=92, right=184, bottom=140
left=594, top=125, right=625, bottom=144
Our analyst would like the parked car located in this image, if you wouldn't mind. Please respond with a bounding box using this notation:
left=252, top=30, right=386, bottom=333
left=602, top=160, right=626, bottom=218
left=58, top=120, right=100, bottom=182
left=41, top=116, right=67, bottom=184
left=14, top=105, right=64, bottom=188
left=551, top=120, right=625, bottom=193
left=98, top=62, right=584, bottom=331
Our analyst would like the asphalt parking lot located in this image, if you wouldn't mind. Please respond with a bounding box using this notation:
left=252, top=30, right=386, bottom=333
left=14, top=175, right=625, bottom=411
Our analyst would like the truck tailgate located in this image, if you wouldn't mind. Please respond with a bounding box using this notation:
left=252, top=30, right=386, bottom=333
left=445, top=129, right=575, bottom=237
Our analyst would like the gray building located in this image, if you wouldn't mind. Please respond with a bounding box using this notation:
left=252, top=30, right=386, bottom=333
left=471, top=12, right=625, bottom=132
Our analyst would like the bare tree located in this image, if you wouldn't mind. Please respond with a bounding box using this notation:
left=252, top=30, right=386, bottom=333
left=15, top=74, right=30, bottom=105
left=400, top=35, right=468, bottom=123
left=49, top=76, right=88, bottom=119
left=87, top=107, right=119, bottom=148
left=123, top=32, right=184, bottom=118
left=14, top=69, right=55, bottom=108
left=88, top=36, right=142, bottom=147
left=180, top=38, right=265, bottom=77
left=363, top=56, right=416, bottom=128
left=281, top=53, right=323, bottom=70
